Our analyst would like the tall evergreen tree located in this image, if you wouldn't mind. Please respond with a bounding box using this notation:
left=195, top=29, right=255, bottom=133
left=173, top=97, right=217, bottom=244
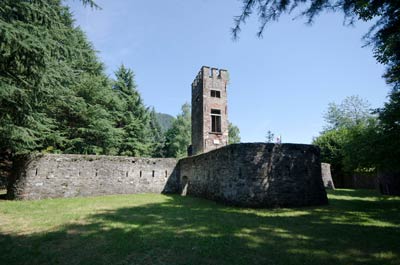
left=149, top=107, right=166, bottom=157
left=113, top=64, right=151, bottom=156
left=0, top=0, right=122, bottom=156
left=0, top=0, right=74, bottom=154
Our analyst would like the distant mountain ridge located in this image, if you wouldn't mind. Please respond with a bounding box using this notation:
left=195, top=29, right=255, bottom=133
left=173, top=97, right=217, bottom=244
left=155, top=113, right=175, bottom=133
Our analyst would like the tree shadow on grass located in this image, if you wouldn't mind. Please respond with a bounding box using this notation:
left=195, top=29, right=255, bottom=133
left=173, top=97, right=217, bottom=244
left=0, top=190, right=399, bottom=265
left=0, top=189, right=6, bottom=200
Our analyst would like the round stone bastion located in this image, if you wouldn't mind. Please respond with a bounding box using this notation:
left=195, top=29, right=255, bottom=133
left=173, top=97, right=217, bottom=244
left=178, top=143, right=328, bottom=208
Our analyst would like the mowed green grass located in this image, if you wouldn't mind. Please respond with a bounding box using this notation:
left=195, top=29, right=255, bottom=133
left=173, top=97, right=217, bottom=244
left=0, top=190, right=399, bottom=265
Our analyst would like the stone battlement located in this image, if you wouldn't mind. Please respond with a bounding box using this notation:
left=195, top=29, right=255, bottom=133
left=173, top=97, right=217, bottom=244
left=192, top=66, right=228, bottom=88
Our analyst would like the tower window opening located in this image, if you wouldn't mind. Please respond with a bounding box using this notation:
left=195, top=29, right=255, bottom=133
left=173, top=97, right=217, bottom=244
left=210, top=90, right=221, bottom=98
left=211, top=109, right=222, bottom=133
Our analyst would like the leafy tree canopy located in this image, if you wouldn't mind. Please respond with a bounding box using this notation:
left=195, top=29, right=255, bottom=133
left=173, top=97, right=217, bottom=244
left=313, top=95, right=378, bottom=174
left=374, top=89, right=400, bottom=170
left=164, top=103, right=191, bottom=158
left=149, top=108, right=166, bottom=157
left=228, top=122, right=241, bottom=144
left=323, top=95, right=375, bottom=130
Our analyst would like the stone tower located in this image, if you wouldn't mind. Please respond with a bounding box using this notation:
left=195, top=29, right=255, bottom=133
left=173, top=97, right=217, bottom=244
left=191, top=66, right=229, bottom=155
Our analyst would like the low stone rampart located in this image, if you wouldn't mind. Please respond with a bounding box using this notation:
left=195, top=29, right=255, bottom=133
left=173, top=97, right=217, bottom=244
left=7, top=154, right=178, bottom=200
left=178, top=143, right=328, bottom=207
left=7, top=144, right=329, bottom=207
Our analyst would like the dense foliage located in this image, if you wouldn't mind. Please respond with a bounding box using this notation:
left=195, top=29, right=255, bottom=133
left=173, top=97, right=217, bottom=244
left=374, top=89, right=400, bottom=170
left=0, top=0, right=164, bottom=159
left=313, top=96, right=380, bottom=176
left=112, top=65, right=153, bottom=156
left=164, top=103, right=192, bottom=158
left=149, top=108, right=167, bottom=157
left=0, top=0, right=108, bottom=155
left=228, top=122, right=241, bottom=144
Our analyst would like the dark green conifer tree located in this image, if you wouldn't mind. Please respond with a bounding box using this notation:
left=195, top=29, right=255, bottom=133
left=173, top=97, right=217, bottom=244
left=0, top=0, right=122, bottom=155
left=149, top=108, right=166, bottom=157
left=113, top=64, right=151, bottom=156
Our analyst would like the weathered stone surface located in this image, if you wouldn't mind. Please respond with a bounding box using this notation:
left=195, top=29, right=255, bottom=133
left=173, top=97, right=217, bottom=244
left=178, top=143, right=328, bottom=207
left=321, top=163, right=335, bottom=189
left=191, top=66, right=229, bottom=155
left=7, top=154, right=178, bottom=200
left=7, top=145, right=329, bottom=208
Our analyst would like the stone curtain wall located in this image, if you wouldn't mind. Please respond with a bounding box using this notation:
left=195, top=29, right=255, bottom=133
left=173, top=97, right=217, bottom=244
left=8, top=154, right=178, bottom=200
left=178, top=143, right=328, bottom=208
left=7, top=144, right=329, bottom=207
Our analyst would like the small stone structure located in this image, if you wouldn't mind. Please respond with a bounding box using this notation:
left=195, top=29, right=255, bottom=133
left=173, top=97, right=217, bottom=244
left=321, top=163, right=335, bottom=189
left=191, top=66, right=229, bottom=155
left=8, top=154, right=178, bottom=200
left=179, top=143, right=327, bottom=207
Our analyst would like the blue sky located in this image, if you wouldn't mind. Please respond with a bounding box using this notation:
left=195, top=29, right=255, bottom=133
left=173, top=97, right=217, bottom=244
left=67, top=0, right=389, bottom=144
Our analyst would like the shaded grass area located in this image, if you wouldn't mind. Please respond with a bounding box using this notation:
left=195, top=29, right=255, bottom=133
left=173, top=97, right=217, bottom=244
left=0, top=189, right=6, bottom=199
left=0, top=190, right=399, bottom=265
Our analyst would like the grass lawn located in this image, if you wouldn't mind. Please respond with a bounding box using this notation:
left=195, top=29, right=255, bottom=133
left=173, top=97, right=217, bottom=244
left=0, top=190, right=399, bottom=265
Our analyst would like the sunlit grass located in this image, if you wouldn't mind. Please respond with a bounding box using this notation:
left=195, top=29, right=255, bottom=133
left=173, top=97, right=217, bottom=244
left=0, top=190, right=399, bottom=265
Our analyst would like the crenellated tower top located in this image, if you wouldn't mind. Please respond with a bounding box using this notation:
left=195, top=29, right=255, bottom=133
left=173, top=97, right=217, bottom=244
left=192, top=66, right=228, bottom=88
